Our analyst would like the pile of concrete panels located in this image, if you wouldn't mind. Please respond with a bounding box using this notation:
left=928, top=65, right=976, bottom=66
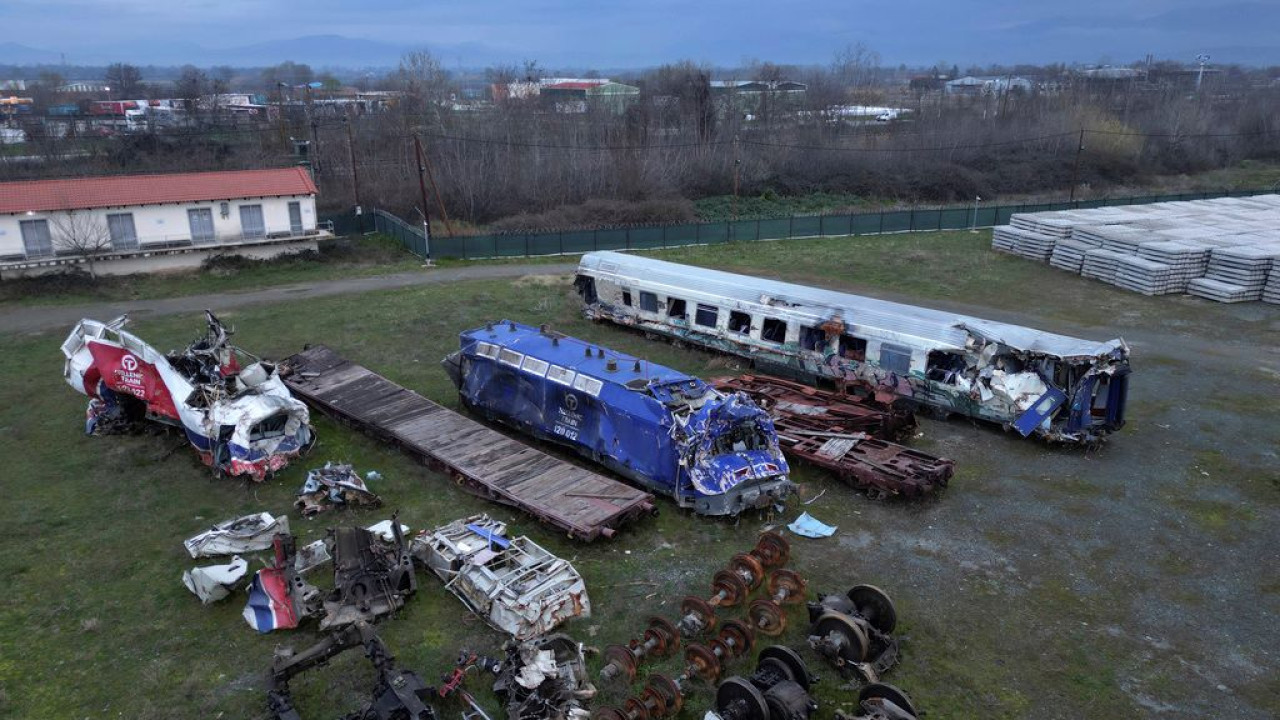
left=991, top=194, right=1280, bottom=303
left=1188, top=244, right=1280, bottom=302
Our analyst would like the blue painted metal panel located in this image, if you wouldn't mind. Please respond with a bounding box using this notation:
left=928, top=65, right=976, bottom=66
left=1013, top=388, right=1067, bottom=437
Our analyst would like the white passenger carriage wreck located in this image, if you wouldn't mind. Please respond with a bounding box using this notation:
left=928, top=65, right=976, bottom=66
left=575, top=252, right=1131, bottom=444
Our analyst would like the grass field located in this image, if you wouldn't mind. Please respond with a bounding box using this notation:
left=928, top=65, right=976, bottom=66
left=1, top=231, right=1277, bottom=719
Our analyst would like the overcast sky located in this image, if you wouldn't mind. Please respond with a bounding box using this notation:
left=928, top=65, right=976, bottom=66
left=2, top=0, right=1277, bottom=68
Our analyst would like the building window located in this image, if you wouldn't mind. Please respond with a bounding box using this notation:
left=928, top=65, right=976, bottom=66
left=621, top=289, right=632, bottom=307
left=695, top=303, right=719, bottom=328
left=667, top=298, right=687, bottom=319
left=728, top=310, right=751, bottom=334
left=239, top=204, right=265, bottom=239
left=879, top=343, right=912, bottom=375
left=639, top=291, right=658, bottom=313
left=188, top=208, right=215, bottom=245
left=19, top=219, right=53, bottom=258
left=761, top=318, right=787, bottom=343
left=288, top=201, right=303, bottom=235
left=800, top=325, right=826, bottom=351
left=106, top=213, right=138, bottom=250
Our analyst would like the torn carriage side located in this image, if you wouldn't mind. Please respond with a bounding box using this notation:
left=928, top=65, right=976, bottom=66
left=575, top=251, right=1130, bottom=445
left=62, top=311, right=314, bottom=480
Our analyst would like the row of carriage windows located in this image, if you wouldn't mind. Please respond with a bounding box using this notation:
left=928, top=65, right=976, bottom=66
left=618, top=285, right=911, bottom=369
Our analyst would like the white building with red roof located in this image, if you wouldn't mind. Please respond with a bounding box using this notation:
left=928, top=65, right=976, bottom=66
left=0, top=167, right=330, bottom=277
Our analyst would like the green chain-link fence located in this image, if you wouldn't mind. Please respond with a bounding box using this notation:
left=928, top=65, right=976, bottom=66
left=363, top=188, right=1276, bottom=261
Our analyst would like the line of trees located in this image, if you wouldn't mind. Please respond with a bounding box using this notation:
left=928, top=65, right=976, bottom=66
left=3, top=49, right=1279, bottom=231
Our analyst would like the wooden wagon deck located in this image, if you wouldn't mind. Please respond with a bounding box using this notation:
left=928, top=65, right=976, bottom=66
left=282, top=345, right=654, bottom=541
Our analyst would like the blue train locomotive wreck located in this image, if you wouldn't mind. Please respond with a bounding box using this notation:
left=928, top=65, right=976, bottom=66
left=443, top=321, right=794, bottom=516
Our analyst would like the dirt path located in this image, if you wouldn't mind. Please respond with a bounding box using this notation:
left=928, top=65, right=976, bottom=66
left=0, top=262, right=579, bottom=334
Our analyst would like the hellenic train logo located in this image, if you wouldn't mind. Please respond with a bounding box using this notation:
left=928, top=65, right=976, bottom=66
left=121, top=354, right=139, bottom=372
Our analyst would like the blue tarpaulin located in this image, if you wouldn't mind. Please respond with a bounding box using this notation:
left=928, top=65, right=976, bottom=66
left=788, top=512, right=838, bottom=538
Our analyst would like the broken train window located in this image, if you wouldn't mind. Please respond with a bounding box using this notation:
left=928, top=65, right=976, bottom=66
left=621, top=289, right=633, bottom=307
left=839, top=334, right=867, bottom=361
left=926, top=350, right=967, bottom=384
left=667, top=297, right=687, bottom=319
left=761, top=318, right=787, bottom=344
left=879, top=343, right=912, bottom=375
left=728, top=310, right=751, bottom=334
left=799, top=325, right=826, bottom=352
left=639, top=291, right=659, bottom=313
left=695, top=304, right=719, bottom=328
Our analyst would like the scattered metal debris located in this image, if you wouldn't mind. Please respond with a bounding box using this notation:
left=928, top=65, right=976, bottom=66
left=492, top=634, right=596, bottom=720
left=806, top=586, right=900, bottom=683
left=293, top=539, right=331, bottom=576
left=62, top=312, right=314, bottom=480
left=833, top=684, right=920, bottom=720
left=185, top=512, right=290, bottom=558
left=296, top=461, right=382, bottom=517
left=267, top=620, right=437, bottom=720
left=445, top=321, right=794, bottom=516
left=243, top=518, right=416, bottom=633
left=576, top=251, right=1130, bottom=444
left=788, top=512, right=837, bottom=538
left=182, top=555, right=247, bottom=604
left=708, top=646, right=818, bottom=720
left=713, top=376, right=953, bottom=499
left=411, top=515, right=589, bottom=640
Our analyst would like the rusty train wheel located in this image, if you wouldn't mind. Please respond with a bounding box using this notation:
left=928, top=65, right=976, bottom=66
left=767, top=568, right=807, bottom=603
left=711, top=569, right=750, bottom=607
left=728, top=552, right=766, bottom=590
left=748, top=598, right=786, bottom=636
left=859, top=683, right=919, bottom=718
left=684, top=643, right=722, bottom=683
left=644, top=616, right=680, bottom=655
left=718, top=619, right=756, bottom=658
left=603, top=644, right=639, bottom=682
left=680, top=595, right=717, bottom=633
left=647, top=674, right=684, bottom=716
left=752, top=530, right=791, bottom=568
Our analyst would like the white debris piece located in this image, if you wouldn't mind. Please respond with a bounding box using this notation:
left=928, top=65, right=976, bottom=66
left=184, top=512, right=290, bottom=558
left=294, top=539, right=332, bottom=575
left=365, top=519, right=410, bottom=542
left=182, top=555, right=248, bottom=604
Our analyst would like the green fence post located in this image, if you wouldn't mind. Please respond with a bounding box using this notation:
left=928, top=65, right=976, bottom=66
left=878, top=211, right=884, bottom=234
left=847, top=213, right=854, bottom=236
left=937, top=209, right=943, bottom=231
left=593, top=228, right=598, bottom=251
left=789, top=215, right=794, bottom=239
left=662, top=225, right=668, bottom=248
left=696, top=222, right=701, bottom=243
left=626, top=227, right=631, bottom=250
left=909, top=208, right=916, bottom=231
left=755, top=218, right=761, bottom=241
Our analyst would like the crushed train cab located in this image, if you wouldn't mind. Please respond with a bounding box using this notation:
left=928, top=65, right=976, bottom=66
left=443, top=320, right=794, bottom=516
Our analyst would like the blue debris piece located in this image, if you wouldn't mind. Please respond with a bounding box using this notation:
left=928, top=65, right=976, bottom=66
left=788, top=512, right=838, bottom=538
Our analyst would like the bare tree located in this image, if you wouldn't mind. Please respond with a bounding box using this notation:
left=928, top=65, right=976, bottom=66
left=50, top=212, right=113, bottom=278
left=393, top=50, right=454, bottom=128
left=104, top=62, right=143, bottom=98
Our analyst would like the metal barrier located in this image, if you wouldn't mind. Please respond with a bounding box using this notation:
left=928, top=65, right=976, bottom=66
left=356, top=188, right=1275, bottom=261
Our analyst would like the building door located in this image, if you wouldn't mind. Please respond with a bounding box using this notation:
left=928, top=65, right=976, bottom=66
left=106, top=213, right=138, bottom=250
left=239, top=204, right=265, bottom=239
left=288, top=201, right=303, bottom=235
left=187, top=208, right=215, bottom=245
left=19, top=219, right=53, bottom=257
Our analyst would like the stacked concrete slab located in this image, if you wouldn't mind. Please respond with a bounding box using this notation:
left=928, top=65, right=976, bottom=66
left=991, top=194, right=1280, bottom=303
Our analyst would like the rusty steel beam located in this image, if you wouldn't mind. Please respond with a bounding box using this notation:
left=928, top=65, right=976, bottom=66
left=712, top=375, right=953, bottom=499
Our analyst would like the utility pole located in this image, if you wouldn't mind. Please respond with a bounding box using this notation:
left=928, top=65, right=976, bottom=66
left=418, top=137, right=454, bottom=238
left=732, top=134, right=741, bottom=223
left=413, top=134, right=433, bottom=261
left=344, top=116, right=361, bottom=215
left=1068, top=127, right=1085, bottom=202
left=1195, top=53, right=1210, bottom=93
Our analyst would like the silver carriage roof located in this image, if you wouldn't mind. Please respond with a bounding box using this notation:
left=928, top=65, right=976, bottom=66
left=578, top=251, right=1127, bottom=360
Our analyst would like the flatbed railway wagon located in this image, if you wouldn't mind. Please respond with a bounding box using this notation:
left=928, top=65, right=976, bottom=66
left=574, top=251, right=1130, bottom=445
left=443, top=321, right=794, bottom=516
